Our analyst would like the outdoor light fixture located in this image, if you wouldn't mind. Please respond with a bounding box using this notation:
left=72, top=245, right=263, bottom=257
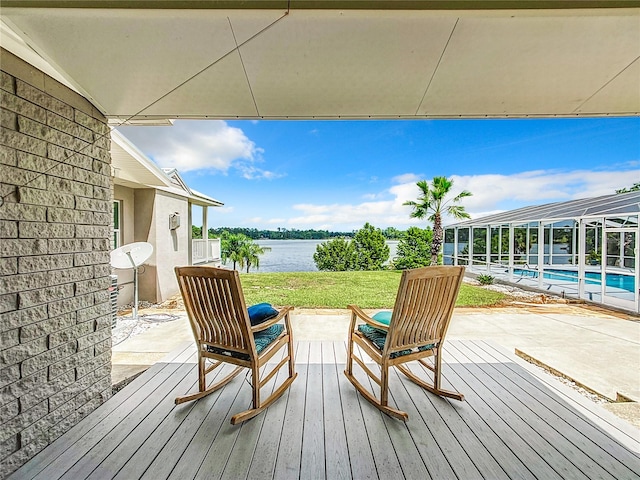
left=169, top=212, right=181, bottom=230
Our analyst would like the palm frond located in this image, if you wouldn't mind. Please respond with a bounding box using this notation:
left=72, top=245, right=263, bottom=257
left=452, top=190, right=473, bottom=202
left=447, top=205, right=471, bottom=219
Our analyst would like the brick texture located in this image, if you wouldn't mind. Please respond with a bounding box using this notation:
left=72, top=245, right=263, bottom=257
left=0, top=52, right=113, bottom=477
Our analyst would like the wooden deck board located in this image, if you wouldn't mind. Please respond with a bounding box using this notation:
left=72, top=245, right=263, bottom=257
left=403, top=373, right=511, bottom=480
left=441, top=344, right=564, bottom=480
left=83, top=364, right=198, bottom=480
left=9, top=340, right=640, bottom=480
left=321, top=342, right=351, bottom=480
left=301, top=343, right=326, bottom=479
left=452, top=341, right=639, bottom=480
left=451, top=343, right=609, bottom=479
left=336, top=355, right=378, bottom=480
left=162, top=368, right=247, bottom=480
left=383, top=368, right=457, bottom=480
left=476, top=340, right=640, bottom=456
left=352, top=363, right=405, bottom=480
left=388, top=366, right=484, bottom=480
left=272, top=357, right=307, bottom=480
left=406, top=365, right=536, bottom=480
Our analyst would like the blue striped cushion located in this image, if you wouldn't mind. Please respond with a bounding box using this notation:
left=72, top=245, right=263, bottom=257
left=358, top=324, right=435, bottom=359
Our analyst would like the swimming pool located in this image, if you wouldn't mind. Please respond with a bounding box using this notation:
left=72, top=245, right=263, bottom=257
left=513, top=268, right=636, bottom=293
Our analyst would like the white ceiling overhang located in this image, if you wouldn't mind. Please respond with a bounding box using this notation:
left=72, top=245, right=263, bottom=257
left=1, top=2, right=639, bottom=120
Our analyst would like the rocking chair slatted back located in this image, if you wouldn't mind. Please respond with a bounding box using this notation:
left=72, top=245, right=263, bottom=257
left=176, top=266, right=252, bottom=357
left=386, top=266, right=463, bottom=354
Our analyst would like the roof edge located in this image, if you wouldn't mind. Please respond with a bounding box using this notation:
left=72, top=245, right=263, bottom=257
left=447, top=191, right=640, bottom=227
left=111, top=130, right=173, bottom=188
left=3, top=1, right=639, bottom=9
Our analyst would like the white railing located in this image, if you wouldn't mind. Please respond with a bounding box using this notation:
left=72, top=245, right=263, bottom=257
left=192, top=238, right=222, bottom=265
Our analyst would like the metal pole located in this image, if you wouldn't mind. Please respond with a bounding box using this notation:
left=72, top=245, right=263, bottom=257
left=538, top=222, right=544, bottom=289
left=133, top=265, right=139, bottom=320
left=125, top=251, right=138, bottom=320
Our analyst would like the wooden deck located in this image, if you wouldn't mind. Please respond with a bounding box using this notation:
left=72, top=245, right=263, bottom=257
left=9, top=340, right=640, bottom=480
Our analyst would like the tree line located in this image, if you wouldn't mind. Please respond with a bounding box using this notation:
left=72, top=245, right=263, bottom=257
left=193, top=226, right=405, bottom=240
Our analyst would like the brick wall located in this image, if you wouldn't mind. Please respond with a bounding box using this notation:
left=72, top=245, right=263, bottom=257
left=0, top=49, right=113, bottom=477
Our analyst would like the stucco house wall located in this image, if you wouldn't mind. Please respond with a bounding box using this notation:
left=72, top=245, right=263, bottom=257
left=0, top=49, right=113, bottom=477
left=130, top=189, right=189, bottom=304
left=150, top=190, right=190, bottom=303
left=112, top=185, right=192, bottom=306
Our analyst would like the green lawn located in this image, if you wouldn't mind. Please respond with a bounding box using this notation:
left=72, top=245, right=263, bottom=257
left=240, top=270, right=505, bottom=309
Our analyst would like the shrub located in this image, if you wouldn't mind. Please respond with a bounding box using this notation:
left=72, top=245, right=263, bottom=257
left=313, top=237, right=357, bottom=271
left=313, top=223, right=389, bottom=271
left=353, top=222, right=390, bottom=270
left=477, top=274, right=495, bottom=285
left=394, top=226, right=432, bottom=270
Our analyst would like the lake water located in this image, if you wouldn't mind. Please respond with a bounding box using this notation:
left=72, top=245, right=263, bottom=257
left=252, top=239, right=399, bottom=273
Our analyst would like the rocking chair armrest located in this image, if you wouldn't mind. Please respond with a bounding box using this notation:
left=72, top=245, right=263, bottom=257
left=347, top=304, right=389, bottom=332
left=251, top=305, right=294, bottom=332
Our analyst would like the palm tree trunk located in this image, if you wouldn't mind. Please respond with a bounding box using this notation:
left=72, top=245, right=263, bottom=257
left=431, top=214, right=442, bottom=265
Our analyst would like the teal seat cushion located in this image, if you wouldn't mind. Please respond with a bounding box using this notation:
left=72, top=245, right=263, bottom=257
left=206, top=324, right=284, bottom=360
left=254, top=324, right=285, bottom=353
left=372, top=310, right=392, bottom=326
left=248, top=302, right=279, bottom=326
left=358, top=324, right=435, bottom=359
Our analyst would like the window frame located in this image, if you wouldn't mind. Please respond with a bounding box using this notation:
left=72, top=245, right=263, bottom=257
left=113, top=200, right=122, bottom=249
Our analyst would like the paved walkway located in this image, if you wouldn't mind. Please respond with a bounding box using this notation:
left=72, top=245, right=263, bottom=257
left=111, top=303, right=640, bottom=428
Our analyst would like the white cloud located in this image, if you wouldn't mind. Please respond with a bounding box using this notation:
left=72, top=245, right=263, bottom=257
left=117, top=120, right=279, bottom=179
left=215, top=206, right=235, bottom=215
left=450, top=169, right=640, bottom=216
left=391, top=173, right=422, bottom=184
left=275, top=168, right=640, bottom=231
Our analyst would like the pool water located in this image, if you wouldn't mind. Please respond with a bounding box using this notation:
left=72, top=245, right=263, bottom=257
left=513, top=268, right=635, bottom=293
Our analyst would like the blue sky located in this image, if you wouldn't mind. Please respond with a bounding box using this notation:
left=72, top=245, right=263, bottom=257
left=117, top=117, right=640, bottom=232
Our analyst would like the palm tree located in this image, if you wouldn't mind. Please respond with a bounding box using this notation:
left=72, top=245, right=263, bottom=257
left=221, top=232, right=250, bottom=270
left=403, top=177, right=472, bottom=265
left=242, top=242, right=269, bottom=273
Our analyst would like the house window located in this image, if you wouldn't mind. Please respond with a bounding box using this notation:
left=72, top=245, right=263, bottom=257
left=113, top=200, right=122, bottom=249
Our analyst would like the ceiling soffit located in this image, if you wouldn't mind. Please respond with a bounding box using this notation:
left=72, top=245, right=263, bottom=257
left=1, top=6, right=638, bottom=119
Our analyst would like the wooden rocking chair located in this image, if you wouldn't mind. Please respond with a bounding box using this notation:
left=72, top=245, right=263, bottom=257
left=345, top=265, right=465, bottom=420
left=174, top=266, right=297, bottom=424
